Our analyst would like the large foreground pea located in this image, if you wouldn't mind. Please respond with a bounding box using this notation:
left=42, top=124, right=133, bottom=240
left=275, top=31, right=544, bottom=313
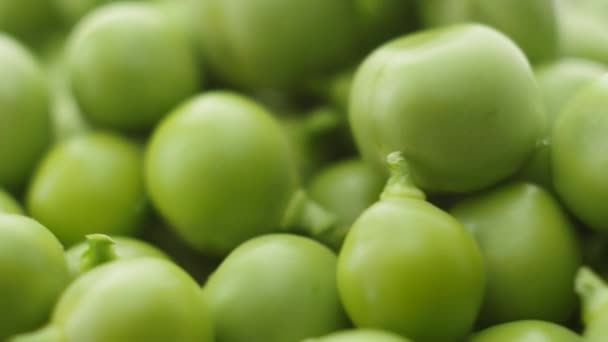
left=11, top=258, right=213, bottom=342
left=337, top=152, right=484, bottom=341
left=27, top=132, right=146, bottom=246
left=67, top=2, right=200, bottom=131
left=0, top=35, right=51, bottom=191
left=203, top=234, right=348, bottom=342
left=350, top=24, right=544, bottom=193
left=576, top=267, right=608, bottom=341
left=304, top=329, right=412, bottom=342
left=469, top=320, right=582, bottom=342
left=450, top=182, right=581, bottom=325
left=0, top=215, right=69, bottom=340
left=0, top=190, right=24, bottom=215
left=553, top=75, right=608, bottom=232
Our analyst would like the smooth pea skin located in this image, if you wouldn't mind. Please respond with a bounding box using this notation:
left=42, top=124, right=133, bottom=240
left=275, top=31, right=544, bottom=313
left=419, top=0, right=558, bottom=64
left=27, top=132, right=146, bottom=246
left=203, top=234, right=348, bottom=342
left=0, top=215, right=70, bottom=341
left=450, top=182, right=581, bottom=325
left=553, top=75, right=608, bottom=232
left=67, top=2, right=200, bottom=131
left=470, top=320, right=582, bottom=342
left=304, top=329, right=412, bottom=342
left=65, top=235, right=168, bottom=278
left=350, top=24, right=544, bottom=193
left=338, top=198, right=484, bottom=341
left=0, top=35, right=51, bottom=191
left=11, top=258, right=213, bottom=342
left=559, top=2, right=608, bottom=65
left=521, top=58, right=606, bottom=187
left=0, top=190, right=24, bottom=215
left=146, top=92, right=298, bottom=255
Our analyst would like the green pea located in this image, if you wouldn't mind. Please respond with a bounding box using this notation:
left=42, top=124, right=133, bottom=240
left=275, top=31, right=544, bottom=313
left=65, top=234, right=169, bottom=278
left=575, top=267, right=608, bottom=341
left=11, top=258, right=213, bottom=342
left=66, top=2, right=200, bottom=131
left=419, top=0, right=558, bottom=64
left=350, top=24, right=544, bottom=193
left=0, top=34, right=51, bottom=191
left=0, top=190, right=24, bottom=215
left=469, top=320, right=582, bottom=341
left=304, top=329, right=412, bottom=342
left=337, top=152, right=484, bottom=341
left=559, top=2, right=608, bottom=65
left=450, top=182, right=581, bottom=325
left=203, top=234, right=348, bottom=342
left=0, top=215, right=69, bottom=340
left=0, top=0, right=58, bottom=46
left=27, top=132, right=146, bottom=246
left=553, top=75, right=608, bottom=232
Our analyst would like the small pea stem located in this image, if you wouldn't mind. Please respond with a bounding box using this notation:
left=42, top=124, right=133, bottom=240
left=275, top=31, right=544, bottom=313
left=8, top=325, right=63, bottom=342
left=380, top=151, right=426, bottom=201
left=80, top=234, right=118, bottom=273
left=575, top=266, right=608, bottom=325
left=281, top=190, right=339, bottom=244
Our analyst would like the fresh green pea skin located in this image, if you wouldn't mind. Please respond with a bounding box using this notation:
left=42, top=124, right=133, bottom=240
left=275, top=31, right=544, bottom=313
left=11, top=258, right=213, bottom=342
left=0, top=34, right=51, bottom=191
left=350, top=24, right=544, bottom=193
left=304, top=329, right=412, bottom=342
left=419, top=0, right=558, bottom=64
left=53, top=0, right=154, bottom=25
left=0, top=190, right=24, bottom=215
left=353, top=0, right=417, bottom=51
left=67, top=2, right=200, bottom=131
left=65, top=235, right=169, bottom=278
left=204, top=234, right=348, bottom=342
left=553, top=75, right=608, bottom=232
left=0, top=215, right=70, bottom=341
left=559, top=3, right=608, bottom=65
left=0, top=0, right=58, bottom=46
left=470, top=320, right=582, bottom=341
left=585, top=313, right=608, bottom=342
left=338, top=197, right=484, bottom=342
left=450, top=182, right=581, bottom=325
left=27, top=132, right=146, bottom=246
left=146, top=92, right=298, bottom=255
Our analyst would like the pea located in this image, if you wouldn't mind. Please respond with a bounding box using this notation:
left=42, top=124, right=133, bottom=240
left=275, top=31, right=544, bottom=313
left=0, top=190, right=24, bottom=215
left=576, top=267, right=608, bottom=341
left=65, top=234, right=169, bottom=278
left=203, top=234, right=348, bottom=342
left=66, top=2, right=200, bottom=131
left=450, top=182, right=581, bottom=325
left=304, top=329, right=412, bottom=342
left=309, top=159, right=385, bottom=249
left=10, top=258, right=213, bottom=342
left=0, top=0, right=58, bottom=46
left=469, top=320, right=582, bottom=341
left=552, top=75, right=608, bottom=232
left=350, top=24, right=544, bottom=193
left=27, top=132, right=146, bottom=246
left=0, top=214, right=69, bottom=340
left=337, top=152, right=484, bottom=341
left=0, top=34, right=51, bottom=191
left=559, top=2, right=608, bottom=64
left=146, top=92, right=337, bottom=255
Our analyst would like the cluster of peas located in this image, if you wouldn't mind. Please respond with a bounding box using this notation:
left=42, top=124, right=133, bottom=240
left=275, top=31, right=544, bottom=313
left=4, top=0, right=608, bottom=341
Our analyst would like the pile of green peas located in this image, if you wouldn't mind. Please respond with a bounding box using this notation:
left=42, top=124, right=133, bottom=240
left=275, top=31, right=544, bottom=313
left=3, top=0, right=608, bottom=341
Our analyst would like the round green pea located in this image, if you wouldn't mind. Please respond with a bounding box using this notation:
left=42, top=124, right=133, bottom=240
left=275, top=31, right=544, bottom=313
left=203, top=234, right=348, bottom=342
left=146, top=92, right=298, bottom=255
left=559, top=3, right=608, bottom=65
left=450, top=182, right=581, bottom=325
left=27, top=132, right=146, bottom=246
left=11, top=258, right=213, bottom=342
left=553, top=75, right=608, bottom=232
left=0, top=190, right=24, bottom=215
left=470, top=320, right=582, bottom=342
left=350, top=24, right=544, bottom=193
left=0, top=34, right=51, bottom=191
left=0, top=215, right=69, bottom=341
left=67, top=2, right=200, bottom=131
left=304, top=329, right=412, bottom=342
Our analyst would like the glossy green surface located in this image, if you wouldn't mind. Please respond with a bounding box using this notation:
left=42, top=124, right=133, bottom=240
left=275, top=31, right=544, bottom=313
left=451, top=182, right=581, bottom=325
left=146, top=92, right=298, bottom=255
left=0, top=215, right=69, bottom=340
left=0, top=190, right=24, bottom=215
left=11, top=258, right=213, bottom=342
left=0, top=35, right=51, bottom=191
left=553, top=75, right=608, bottom=232
left=470, top=320, right=582, bottom=342
left=350, top=24, right=544, bottom=193
left=204, top=234, right=348, bottom=342
left=0, top=0, right=57, bottom=45
left=304, top=329, right=412, bottom=342
left=67, top=2, right=200, bottom=131
left=27, top=132, right=146, bottom=246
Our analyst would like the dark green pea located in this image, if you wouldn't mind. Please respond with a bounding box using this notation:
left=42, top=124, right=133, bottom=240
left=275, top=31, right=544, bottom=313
left=0, top=0, right=58, bottom=46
